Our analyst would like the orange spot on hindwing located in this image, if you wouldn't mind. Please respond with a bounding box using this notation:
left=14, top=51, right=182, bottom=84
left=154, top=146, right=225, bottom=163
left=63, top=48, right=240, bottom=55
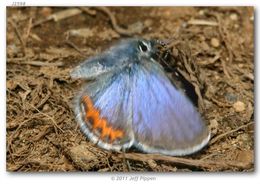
left=81, top=96, right=123, bottom=142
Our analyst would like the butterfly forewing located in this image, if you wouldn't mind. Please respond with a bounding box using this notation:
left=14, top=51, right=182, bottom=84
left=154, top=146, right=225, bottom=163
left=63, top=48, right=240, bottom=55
left=131, top=65, right=210, bottom=156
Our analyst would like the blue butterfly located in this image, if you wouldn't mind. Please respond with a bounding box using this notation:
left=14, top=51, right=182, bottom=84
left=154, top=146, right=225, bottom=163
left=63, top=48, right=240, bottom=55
left=71, top=38, right=210, bottom=156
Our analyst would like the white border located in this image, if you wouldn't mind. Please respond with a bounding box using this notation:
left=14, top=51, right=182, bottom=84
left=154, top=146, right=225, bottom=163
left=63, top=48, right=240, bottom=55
left=1, top=1, right=258, bottom=186
left=135, top=133, right=211, bottom=156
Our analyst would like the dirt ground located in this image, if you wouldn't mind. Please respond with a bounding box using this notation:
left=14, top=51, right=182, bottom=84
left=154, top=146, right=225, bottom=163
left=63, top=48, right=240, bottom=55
left=6, top=7, right=254, bottom=172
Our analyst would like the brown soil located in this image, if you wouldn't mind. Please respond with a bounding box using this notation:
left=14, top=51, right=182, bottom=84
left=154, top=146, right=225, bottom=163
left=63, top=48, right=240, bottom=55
left=6, top=7, right=254, bottom=172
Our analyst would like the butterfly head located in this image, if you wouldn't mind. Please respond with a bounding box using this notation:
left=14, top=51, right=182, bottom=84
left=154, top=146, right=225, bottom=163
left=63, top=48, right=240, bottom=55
left=133, top=39, right=161, bottom=63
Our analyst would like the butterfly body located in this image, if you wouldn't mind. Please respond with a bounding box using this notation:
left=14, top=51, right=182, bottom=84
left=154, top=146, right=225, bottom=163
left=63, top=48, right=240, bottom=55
left=71, top=38, right=210, bottom=156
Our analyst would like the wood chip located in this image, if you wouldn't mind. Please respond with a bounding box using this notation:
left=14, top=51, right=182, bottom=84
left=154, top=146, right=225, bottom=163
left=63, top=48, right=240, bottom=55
left=68, top=145, right=100, bottom=171
left=68, top=28, right=94, bottom=38
left=235, top=150, right=253, bottom=165
left=188, top=19, right=218, bottom=26
left=233, top=101, right=246, bottom=112
left=51, top=8, right=82, bottom=22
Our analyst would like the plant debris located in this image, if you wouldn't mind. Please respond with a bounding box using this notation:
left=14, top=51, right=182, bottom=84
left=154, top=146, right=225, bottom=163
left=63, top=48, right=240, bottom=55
left=6, top=7, right=254, bottom=172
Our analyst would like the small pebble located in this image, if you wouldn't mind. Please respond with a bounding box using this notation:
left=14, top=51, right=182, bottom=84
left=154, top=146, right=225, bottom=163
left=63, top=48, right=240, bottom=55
left=238, top=63, right=244, bottom=68
left=198, top=10, right=204, bottom=16
left=230, top=13, right=238, bottom=21
left=210, top=38, right=220, bottom=48
left=144, top=19, right=153, bottom=27
left=233, top=101, right=246, bottom=112
left=225, top=92, right=237, bottom=103
left=40, top=7, right=52, bottom=17
left=172, top=48, right=179, bottom=57
left=43, top=104, right=51, bottom=112
left=147, top=159, right=157, bottom=169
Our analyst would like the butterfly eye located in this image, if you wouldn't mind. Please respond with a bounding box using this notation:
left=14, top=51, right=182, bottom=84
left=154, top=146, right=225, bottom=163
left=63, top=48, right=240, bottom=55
left=138, top=41, right=148, bottom=53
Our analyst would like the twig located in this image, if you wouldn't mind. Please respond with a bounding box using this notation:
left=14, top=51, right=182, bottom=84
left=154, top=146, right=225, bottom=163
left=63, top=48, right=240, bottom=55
left=32, top=17, right=52, bottom=27
left=95, top=7, right=140, bottom=36
left=105, top=157, right=113, bottom=172
left=28, top=103, right=65, bottom=133
left=207, top=96, right=232, bottom=108
left=200, top=153, right=219, bottom=160
left=34, top=7, right=140, bottom=36
left=209, top=122, right=253, bottom=145
left=24, top=17, right=33, bottom=46
left=179, top=52, right=205, bottom=111
left=187, top=19, right=218, bottom=26
left=65, top=40, right=86, bottom=57
left=122, top=151, right=132, bottom=172
left=7, top=60, right=64, bottom=67
left=35, top=91, right=51, bottom=109
left=33, top=8, right=82, bottom=27
left=15, top=160, right=64, bottom=171
left=221, top=58, right=231, bottom=79
left=212, top=13, right=234, bottom=79
left=118, top=152, right=252, bottom=170
left=9, top=20, right=26, bottom=55
left=31, top=125, right=54, bottom=142
left=52, top=8, right=82, bottom=22
left=233, top=65, right=254, bottom=81
left=197, top=53, right=221, bottom=66
left=7, top=118, right=30, bottom=130
left=80, top=7, right=97, bottom=15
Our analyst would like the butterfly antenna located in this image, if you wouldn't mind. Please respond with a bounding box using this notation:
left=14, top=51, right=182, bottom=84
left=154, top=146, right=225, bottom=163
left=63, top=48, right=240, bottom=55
left=156, top=37, right=175, bottom=47
left=154, top=50, right=175, bottom=72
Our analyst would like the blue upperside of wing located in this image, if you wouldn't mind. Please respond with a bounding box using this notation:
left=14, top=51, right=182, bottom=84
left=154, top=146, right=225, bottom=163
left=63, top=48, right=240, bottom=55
left=131, top=64, right=209, bottom=153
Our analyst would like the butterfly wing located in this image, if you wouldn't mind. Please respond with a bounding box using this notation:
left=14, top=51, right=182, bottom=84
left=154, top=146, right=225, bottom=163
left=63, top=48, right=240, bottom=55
left=71, top=40, right=137, bottom=80
left=72, top=38, right=210, bottom=156
left=132, top=64, right=210, bottom=156
left=73, top=71, right=135, bottom=151
left=71, top=55, right=121, bottom=80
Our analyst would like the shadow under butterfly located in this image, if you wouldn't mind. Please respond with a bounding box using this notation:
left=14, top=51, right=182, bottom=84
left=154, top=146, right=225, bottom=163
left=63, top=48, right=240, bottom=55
left=71, top=38, right=210, bottom=156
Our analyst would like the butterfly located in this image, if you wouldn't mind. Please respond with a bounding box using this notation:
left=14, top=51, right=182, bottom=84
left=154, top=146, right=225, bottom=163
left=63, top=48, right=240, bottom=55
left=71, top=38, right=210, bottom=156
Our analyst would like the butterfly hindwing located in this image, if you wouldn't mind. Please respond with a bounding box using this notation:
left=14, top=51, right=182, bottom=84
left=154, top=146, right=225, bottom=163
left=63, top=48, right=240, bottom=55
left=74, top=72, right=134, bottom=151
